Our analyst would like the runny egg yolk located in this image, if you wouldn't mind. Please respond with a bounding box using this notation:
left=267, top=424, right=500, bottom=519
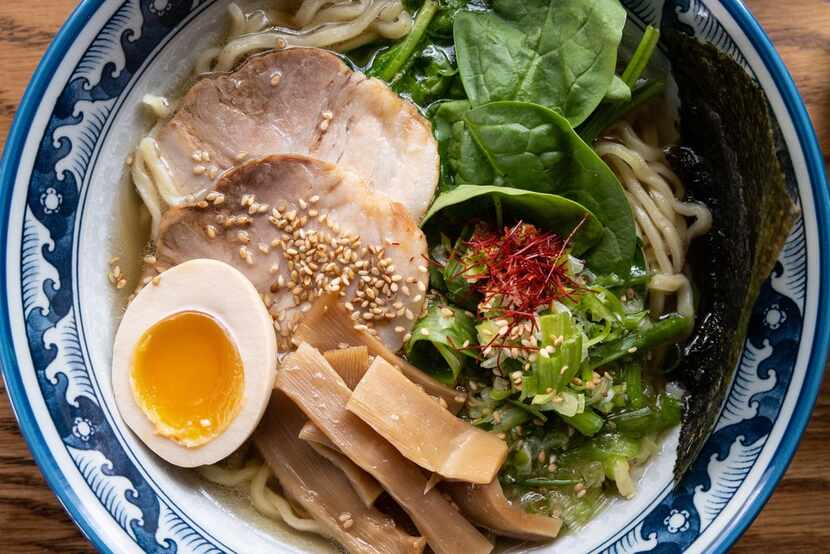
left=130, top=311, right=244, bottom=448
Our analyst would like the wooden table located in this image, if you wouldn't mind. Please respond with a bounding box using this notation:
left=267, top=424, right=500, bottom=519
left=1, top=1, right=828, bottom=552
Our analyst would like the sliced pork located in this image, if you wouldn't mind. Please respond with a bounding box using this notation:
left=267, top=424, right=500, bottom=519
left=150, top=155, right=428, bottom=351
left=154, top=47, right=438, bottom=220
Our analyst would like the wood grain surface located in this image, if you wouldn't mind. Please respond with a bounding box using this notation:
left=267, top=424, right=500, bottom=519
left=0, top=1, right=828, bottom=552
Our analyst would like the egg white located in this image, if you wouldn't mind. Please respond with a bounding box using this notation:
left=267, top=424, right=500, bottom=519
left=112, top=259, right=277, bottom=467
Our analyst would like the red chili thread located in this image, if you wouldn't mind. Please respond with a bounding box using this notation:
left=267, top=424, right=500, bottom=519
left=466, top=221, right=582, bottom=322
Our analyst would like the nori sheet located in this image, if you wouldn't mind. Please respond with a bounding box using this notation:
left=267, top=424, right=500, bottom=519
left=663, top=32, right=800, bottom=479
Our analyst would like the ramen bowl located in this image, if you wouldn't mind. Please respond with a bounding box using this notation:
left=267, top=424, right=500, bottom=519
left=1, top=1, right=827, bottom=552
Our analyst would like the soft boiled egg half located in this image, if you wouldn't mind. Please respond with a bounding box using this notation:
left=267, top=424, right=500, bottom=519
left=112, top=259, right=277, bottom=467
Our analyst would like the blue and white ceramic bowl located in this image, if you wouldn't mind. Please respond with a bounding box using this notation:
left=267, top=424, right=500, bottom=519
left=1, top=1, right=827, bottom=552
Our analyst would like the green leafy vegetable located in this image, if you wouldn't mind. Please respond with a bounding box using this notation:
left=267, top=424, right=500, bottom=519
left=453, top=0, right=627, bottom=126
left=406, top=300, right=478, bottom=385
left=431, top=100, right=494, bottom=189
left=369, top=0, right=440, bottom=83
left=422, top=184, right=606, bottom=256
left=579, top=25, right=662, bottom=143
left=586, top=313, right=693, bottom=371
left=604, top=75, right=632, bottom=103
left=461, top=101, right=637, bottom=274
left=392, top=43, right=460, bottom=105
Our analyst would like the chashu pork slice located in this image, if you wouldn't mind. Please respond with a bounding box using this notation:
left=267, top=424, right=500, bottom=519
left=150, top=154, right=429, bottom=352
left=154, top=47, right=439, bottom=220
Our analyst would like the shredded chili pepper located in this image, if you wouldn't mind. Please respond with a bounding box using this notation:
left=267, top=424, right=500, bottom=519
left=465, top=221, right=582, bottom=323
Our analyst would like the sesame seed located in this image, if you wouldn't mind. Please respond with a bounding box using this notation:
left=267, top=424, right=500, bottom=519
left=405, top=309, right=414, bottom=320
left=235, top=151, right=249, bottom=161
left=403, top=333, right=412, bottom=342
left=319, top=119, right=330, bottom=132
left=627, top=346, right=638, bottom=353
left=417, top=281, right=427, bottom=292
left=413, top=294, right=423, bottom=303
left=342, top=519, right=354, bottom=530
left=417, top=265, right=428, bottom=274
left=193, top=165, right=206, bottom=176
left=205, top=224, right=217, bottom=238
left=309, top=195, right=320, bottom=204
left=143, top=255, right=157, bottom=265
left=270, top=73, right=281, bottom=86
left=152, top=275, right=161, bottom=286
left=420, top=329, right=430, bottom=336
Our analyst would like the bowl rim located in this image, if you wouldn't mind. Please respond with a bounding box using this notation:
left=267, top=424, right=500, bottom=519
left=0, top=1, right=827, bottom=553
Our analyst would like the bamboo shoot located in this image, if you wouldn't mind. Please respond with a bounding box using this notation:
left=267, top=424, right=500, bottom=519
left=445, top=480, right=562, bottom=541
left=276, top=343, right=493, bottom=554
left=347, top=358, right=507, bottom=484
left=254, top=392, right=425, bottom=554
left=294, top=295, right=466, bottom=412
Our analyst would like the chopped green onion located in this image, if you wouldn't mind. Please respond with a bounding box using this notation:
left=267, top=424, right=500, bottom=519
left=519, top=478, right=580, bottom=487
left=530, top=312, right=582, bottom=396
left=507, top=399, right=548, bottom=422
left=587, top=314, right=693, bottom=371
left=562, top=408, right=604, bottom=437
left=625, top=363, right=644, bottom=409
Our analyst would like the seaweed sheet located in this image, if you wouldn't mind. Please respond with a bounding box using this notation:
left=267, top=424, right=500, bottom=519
left=663, top=32, right=799, bottom=479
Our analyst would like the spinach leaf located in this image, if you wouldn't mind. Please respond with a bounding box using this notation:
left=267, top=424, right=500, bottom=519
left=422, top=184, right=606, bottom=256
left=393, top=43, right=460, bottom=106
left=406, top=300, right=479, bottom=385
left=431, top=100, right=494, bottom=189
left=453, top=0, right=627, bottom=126
left=429, top=0, right=489, bottom=38
left=604, top=75, right=631, bottom=103
left=579, top=25, right=662, bottom=143
left=461, top=101, right=636, bottom=274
